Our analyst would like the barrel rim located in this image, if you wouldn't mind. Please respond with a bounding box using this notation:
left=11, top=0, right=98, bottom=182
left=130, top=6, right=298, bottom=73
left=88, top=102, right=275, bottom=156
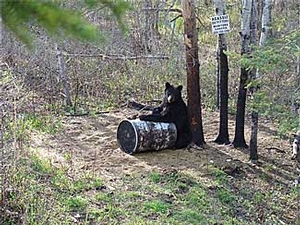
left=118, top=119, right=138, bottom=154
left=126, top=119, right=139, bottom=153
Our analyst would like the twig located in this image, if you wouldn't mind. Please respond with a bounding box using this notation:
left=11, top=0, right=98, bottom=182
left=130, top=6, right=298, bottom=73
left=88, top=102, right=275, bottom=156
left=170, top=15, right=182, bottom=23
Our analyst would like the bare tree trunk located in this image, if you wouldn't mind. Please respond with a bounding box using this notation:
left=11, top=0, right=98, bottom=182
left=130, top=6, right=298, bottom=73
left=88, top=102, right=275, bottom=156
left=249, top=0, right=258, bottom=162
left=55, top=43, right=73, bottom=108
left=214, top=0, right=230, bottom=145
left=232, top=0, right=252, bottom=148
left=259, top=0, right=272, bottom=46
left=215, top=43, right=220, bottom=110
left=249, top=0, right=272, bottom=162
left=296, top=1, right=300, bottom=86
left=144, top=0, right=152, bottom=54
left=181, top=0, right=205, bottom=146
left=0, top=107, right=4, bottom=206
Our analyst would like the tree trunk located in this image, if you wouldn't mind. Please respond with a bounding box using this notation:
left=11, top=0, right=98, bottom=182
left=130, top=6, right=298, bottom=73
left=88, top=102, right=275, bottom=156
left=215, top=43, right=220, bottom=110
left=213, top=0, right=230, bottom=145
left=55, top=43, right=73, bottom=108
left=0, top=108, right=4, bottom=200
left=249, top=0, right=258, bottom=162
left=181, top=0, right=205, bottom=146
left=232, top=68, right=248, bottom=148
left=232, top=0, right=252, bottom=149
left=259, top=0, right=272, bottom=46
left=249, top=0, right=272, bottom=162
left=144, top=0, right=152, bottom=54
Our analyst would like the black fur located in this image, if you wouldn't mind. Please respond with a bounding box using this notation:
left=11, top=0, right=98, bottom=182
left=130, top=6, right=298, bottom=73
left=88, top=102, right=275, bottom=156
left=139, top=82, right=192, bottom=149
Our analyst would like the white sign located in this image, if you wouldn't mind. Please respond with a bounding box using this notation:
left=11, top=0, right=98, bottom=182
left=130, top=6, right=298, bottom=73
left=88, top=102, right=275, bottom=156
left=211, top=14, right=230, bottom=35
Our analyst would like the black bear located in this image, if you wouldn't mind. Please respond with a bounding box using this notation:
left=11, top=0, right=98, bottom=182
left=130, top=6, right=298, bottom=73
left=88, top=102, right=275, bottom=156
left=139, top=82, right=192, bottom=149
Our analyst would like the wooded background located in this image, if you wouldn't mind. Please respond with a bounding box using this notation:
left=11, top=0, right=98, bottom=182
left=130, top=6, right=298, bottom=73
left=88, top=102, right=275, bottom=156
left=1, top=0, right=299, bottom=135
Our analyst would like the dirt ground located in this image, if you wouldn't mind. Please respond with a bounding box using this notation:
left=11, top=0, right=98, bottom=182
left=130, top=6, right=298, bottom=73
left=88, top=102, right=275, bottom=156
left=31, top=108, right=297, bottom=191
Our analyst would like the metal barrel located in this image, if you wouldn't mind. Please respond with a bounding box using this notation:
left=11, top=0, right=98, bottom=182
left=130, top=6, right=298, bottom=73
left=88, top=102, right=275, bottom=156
left=117, top=119, right=177, bottom=154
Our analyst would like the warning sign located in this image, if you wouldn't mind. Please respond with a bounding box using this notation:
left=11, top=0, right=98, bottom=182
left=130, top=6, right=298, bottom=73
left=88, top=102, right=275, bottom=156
left=211, top=14, right=230, bottom=35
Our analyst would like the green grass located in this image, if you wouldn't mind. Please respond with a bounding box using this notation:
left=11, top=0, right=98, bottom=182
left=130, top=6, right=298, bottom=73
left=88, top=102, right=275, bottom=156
left=143, top=200, right=170, bottom=214
left=64, top=196, right=89, bottom=211
left=2, top=153, right=297, bottom=224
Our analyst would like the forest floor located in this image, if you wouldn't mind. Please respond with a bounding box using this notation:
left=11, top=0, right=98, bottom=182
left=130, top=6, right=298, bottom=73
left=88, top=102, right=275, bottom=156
left=28, top=108, right=299, bottom=224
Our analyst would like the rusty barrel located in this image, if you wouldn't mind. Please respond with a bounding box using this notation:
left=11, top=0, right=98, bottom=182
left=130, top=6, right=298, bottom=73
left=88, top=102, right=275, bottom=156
left=117, top=119, right=177, bottom=154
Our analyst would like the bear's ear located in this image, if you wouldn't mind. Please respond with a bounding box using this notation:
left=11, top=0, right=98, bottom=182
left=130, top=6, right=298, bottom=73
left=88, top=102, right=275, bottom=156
left=165, top=82, right=171, bottom=89
left=177, top=85, right=183, bottom=92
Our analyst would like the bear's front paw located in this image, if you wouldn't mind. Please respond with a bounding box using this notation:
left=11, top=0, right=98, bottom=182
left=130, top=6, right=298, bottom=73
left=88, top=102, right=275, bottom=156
left=139, top=115, right=147, bottom=120
left=128, top=114, right=138, bottom=120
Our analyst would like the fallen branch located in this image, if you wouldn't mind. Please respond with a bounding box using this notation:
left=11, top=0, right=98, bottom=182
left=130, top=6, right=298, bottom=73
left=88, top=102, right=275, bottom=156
left=142, top=8, right=182, bottom=14
left=127, top=100, right=154, bottom=111
left=65, top=53, right=169, bottom=61
left=65, top=110, right=120, bottom=117
left=265, top=147, right=286, bottom=153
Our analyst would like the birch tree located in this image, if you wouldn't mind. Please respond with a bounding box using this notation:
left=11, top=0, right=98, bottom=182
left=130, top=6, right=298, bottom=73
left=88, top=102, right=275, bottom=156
left=181, top=0, right=205, bottom=146
left=232, top=0, right=252, bottom=148
left=248, top=0, right=258, bottom=162
left=259, top=0, right=272, bottom=46
left=213, top=0, right=230, bottom=145
left=249, top=0, right=272, bottom=162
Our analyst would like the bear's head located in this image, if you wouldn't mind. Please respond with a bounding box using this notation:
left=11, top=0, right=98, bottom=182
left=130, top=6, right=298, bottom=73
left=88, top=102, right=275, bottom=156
left=164, top=82, right=183, bottom=104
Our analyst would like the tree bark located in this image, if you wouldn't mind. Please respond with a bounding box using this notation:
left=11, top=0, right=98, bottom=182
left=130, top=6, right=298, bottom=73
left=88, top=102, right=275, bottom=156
left=259, top=0, right=272, bottom=45
left=232, top=0, right=252, bottom=148
left=213, top=0, right=230, bottom=145
left=249, top=0, right=272, bottom=162
left=215, top=42, right=220, bottom=110
left=232, top=68, right=248, bottom=148
left=55, top=43, right=73, bottom=108
left=259, top=0, right=272, bottom=46
left=144, top=0, right=152, bottom=54
left=249, top=0, right=258, bottom=162
left=181, top=0, right=205, bottom=146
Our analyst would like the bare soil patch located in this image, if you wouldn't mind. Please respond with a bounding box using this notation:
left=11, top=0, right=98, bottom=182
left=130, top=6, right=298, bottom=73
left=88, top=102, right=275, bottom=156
left=28, top=108, right=300, bottom=223
left=31, top=109, right=296, bottom=189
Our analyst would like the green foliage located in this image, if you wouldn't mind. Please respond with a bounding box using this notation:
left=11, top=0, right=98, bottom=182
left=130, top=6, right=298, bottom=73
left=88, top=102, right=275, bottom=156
left=148, top=171, right=161, bottom=183
left=247, top=89, right=270, bottom=113
left=4, top=113, right=61, bottom=148
left=0, top=0, right=131, bottom=47
left=277, top=113, right=299, bottom=136
left=174, top=209, right=206, bottom=224
left=247, top=87, right=299, bottom=136
left=30, top=154, right=52, bottom=175
left=238, top=30, right=299, bottom=73
left=8, top=113, right=60, bottom=137
left=216, top=187, right=236, bottom=204
left=64, top=196, right=89, bottom=211
left=143, top=200, right=170, bottom=214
